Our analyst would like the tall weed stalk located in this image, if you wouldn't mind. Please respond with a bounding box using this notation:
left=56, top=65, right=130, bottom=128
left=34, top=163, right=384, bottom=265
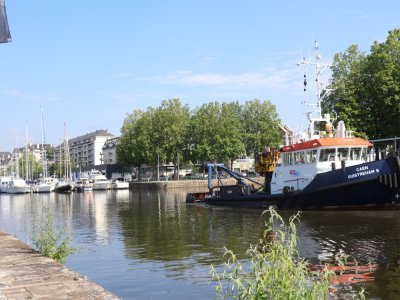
left=211, top=206, right=366, bottom=299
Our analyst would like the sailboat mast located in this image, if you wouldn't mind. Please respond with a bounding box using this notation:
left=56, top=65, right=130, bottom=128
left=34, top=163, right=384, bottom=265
left=59, top=143, right=62, bottom=180
left=40, top=107, right=48, bottom=179
left=25, top=124, right=30, bottom=181
left=63, top=123, right=71, bottom=182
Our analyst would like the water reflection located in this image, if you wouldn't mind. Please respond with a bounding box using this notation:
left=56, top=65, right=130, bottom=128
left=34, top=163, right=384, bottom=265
left=295, top=211, right=400, bottom=299
left=0, top=191, right=400, bottom=299
left=119, top=190, right=265, bottom=264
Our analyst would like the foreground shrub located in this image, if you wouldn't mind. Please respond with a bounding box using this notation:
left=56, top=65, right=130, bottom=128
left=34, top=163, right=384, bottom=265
left=211, top=207, right=366, bottom=299
left=30, top=210, right=77, bottom=263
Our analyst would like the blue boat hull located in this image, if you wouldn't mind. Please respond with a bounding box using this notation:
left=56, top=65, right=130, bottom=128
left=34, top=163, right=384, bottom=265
left=187, top=157, right=400, bottom=210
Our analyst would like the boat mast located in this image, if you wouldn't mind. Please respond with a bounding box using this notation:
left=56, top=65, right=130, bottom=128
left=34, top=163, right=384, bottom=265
left=297, top=40, right=331, bottom=121
left=59, top=142, right=62, bottom=180
left=14, top=141, right=18, bottom=178
left=25, top=124, right=30, bottom=181
left=297, top=40, right=333, bottom=140
left=40, top=107, right=48, bottom=179
left=63, top=123, right=71, bottom=182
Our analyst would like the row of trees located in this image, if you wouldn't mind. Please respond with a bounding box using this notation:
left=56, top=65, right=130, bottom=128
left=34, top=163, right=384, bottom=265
left=117, top=99, right=282, bottom=173
left=323, top=29, right=400, bottom=139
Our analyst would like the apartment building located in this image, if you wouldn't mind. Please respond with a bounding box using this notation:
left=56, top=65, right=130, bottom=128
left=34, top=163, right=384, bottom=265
left=102, top=137, right=119, bottom=165
left=55, top=130, right=115, bottom=167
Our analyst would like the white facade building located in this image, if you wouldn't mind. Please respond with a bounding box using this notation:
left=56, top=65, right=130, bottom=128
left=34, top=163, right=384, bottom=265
left=55, top=130, right=115, bottom=167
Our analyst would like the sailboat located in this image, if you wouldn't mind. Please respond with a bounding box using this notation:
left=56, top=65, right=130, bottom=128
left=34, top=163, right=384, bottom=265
left=32, top=108, right=53, bottom=193
left=54, top=123, right=73, bottom=193
left=4, top=136, right=30, bottom=194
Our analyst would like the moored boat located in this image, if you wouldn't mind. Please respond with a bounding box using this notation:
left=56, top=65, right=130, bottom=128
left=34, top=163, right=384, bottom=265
left=111, top=178, right=129, bottom=190
left=31, top=181, right=52, bottom=193
left=54, top=123, right=73, bottom=194
left=75, top=177, right=93, bottom=192
left=89, top=169, right=111, bottom=190
left=4, top=178, right=31, bottom=194
left=54, top=180, right=73, bottom=193
left=186, top=42, right=400, bottom=210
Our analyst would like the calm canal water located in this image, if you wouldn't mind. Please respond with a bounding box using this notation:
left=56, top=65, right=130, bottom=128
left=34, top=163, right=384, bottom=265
left=0, top=190, right=400, bottom=299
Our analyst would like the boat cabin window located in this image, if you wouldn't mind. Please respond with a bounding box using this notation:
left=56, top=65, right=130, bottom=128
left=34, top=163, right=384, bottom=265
left=349, top=147, right=368, bottom=160
left=350, top=147, right=362, bottom=160
left=282, top=152, right=293, bottom=165
left=319, top=148, right=336, bottom=162
left=282, top=149, right=318, bottom=165
left=337, top=147, right=349, bottom=161
left=361, top=148, right=368, bottom=160
left=294, top=152, right=305, bottom=164
left=305, top=149, right=318, bottom=163
left=312, top=149, right=318, bottom=163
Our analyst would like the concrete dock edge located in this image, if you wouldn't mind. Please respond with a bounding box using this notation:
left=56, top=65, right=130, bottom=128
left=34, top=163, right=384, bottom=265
left=0, top=231, right=119, bottom=300
left=129, top=178, right=264, bottom=190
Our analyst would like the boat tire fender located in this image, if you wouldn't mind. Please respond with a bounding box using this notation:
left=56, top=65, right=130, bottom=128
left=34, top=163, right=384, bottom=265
left=283, top=186, right=291, bottom=194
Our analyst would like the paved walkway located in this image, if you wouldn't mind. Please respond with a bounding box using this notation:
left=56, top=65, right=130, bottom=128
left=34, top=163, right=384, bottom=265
left=0, top=231, right=119, bottom=299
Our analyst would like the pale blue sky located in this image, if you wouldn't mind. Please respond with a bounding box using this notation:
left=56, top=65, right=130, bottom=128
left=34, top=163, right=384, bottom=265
left=1, top=1, right=399, bottom=151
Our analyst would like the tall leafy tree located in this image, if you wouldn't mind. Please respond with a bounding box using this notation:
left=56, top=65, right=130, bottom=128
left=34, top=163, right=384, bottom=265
left=240, top=99, right=282, bottom=157
left=152, top=99, right=190, bottom=174
left=324, top=29, right=400, bottom=139
left=189, top=101, right=245, bottom=167
left=117, top=108, right=155, bottom=177
left=364, top=29, right=400, bottom=138
left=217, top=102, right=245, bottom=168
left=323, top=44, right=366, bottom=132
left=189, top=102, right=221, bottom=164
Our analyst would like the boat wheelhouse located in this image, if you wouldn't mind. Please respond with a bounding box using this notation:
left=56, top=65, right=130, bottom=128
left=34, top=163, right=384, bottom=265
left=272, top=135, right=372, bottom=195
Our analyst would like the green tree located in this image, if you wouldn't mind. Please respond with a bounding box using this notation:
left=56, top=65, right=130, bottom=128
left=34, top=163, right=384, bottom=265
left=117, top=109, right=155, bottom=178
left=189, top=101, right=244, bottom=167
left=46, top=145, right=55, bottom=161
left=323, top=44, right=366, bottom=133
left=241, top=99, right=282, bottom=157
left=118, top=99, right=284, bottom=174
left=363, top=29, right=400, bottom=138
left=324, top=29, right=400, bottom=139
left=48, top=162, right=59, bottom=178
left=18, top=152, right=40, bottom=180
left=218, top=102, right=245, bottom=168
left=188, top=102, right=219, bottom=164
left=152, top=99, right=190, bottom=174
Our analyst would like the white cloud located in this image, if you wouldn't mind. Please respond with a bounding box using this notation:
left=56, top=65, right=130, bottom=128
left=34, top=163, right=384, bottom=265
left=4, top=89, right=59, bottom=102
left=141, top=68, right=296, bottom=90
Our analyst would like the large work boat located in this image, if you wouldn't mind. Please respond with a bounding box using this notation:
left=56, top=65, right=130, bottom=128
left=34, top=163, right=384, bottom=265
left=186, top=42, right=400, bottom=210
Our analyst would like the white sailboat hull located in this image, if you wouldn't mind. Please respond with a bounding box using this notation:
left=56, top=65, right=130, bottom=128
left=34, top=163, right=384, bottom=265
left=5, top=179, right=31, bottom=194
left=32, top=183, right=52, bottom=193
left=112, top=181, right=129, bottom=189
left=92, top=181, right=111, bottom=190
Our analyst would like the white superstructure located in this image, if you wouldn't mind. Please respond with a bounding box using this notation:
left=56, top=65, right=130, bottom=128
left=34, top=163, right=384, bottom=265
left=4, top=178, right=30, bottom=194
left=89, top=169, right=111, bottom=190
